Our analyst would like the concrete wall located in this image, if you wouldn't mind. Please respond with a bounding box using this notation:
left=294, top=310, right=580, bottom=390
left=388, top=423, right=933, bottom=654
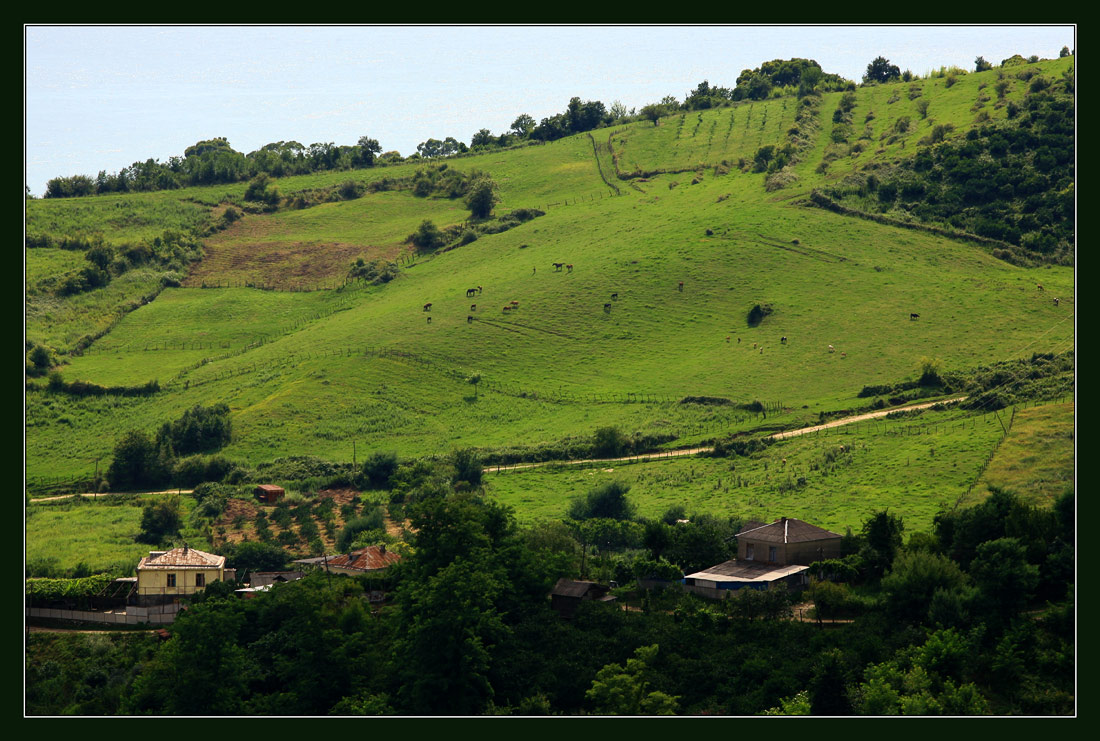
left=26, top=606, right=177, bottom=625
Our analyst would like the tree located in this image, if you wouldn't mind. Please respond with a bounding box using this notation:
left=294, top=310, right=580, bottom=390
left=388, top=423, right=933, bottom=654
left=409, top=219, right=444, bottom=251
left=568, top=480, right=635, bottom=521
left=640, top=103, right=664, bottom=126
left=975, top=56, right=993, bottom=72
left=451, top=448, right=483, bottom=489
left=592, top=426, right=628, bottom=458
left=859, top=510, right=905, bottom=580
left=360, top=451, right=399, bottom=489
left=510, top=114, right=535, bottom=138
left=465, top=177, right=498, bottom=220
left=864, top=56, right=901, bottom=84
left=467, top=372, right=482, bottom=398
left=470, top=129, right=495, bottom=149
left=108, top=430, right=169, bottom=490
left=1059, top=46, right=1071, bottom=58
left=586, top=644, right=679, bottom=715
left=880, top=550, right=969, bottom=625
left=356, top=136, right=382, bottom=167
left=138, top=500, right=182, bottom=544
left=969, top=537, right=1039, bottom=625
left=809, top=648, right=853, bottom=715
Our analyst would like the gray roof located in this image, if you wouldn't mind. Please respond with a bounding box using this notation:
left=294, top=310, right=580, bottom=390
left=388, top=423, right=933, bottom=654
left=685, top=560, right=808, bottom=583
left=737, top=517, right=842, bottom=544
left=551, top=578, right=607, bottom=599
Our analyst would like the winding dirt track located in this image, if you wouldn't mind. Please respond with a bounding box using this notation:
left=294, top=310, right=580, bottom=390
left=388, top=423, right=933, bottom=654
left=27, top=398, right=968, bottom=493
left=484, top=396, right=967, bottom=473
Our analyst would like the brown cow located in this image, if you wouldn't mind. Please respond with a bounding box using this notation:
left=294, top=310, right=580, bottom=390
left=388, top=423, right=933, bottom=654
left=566, top=264, right=573, bottom=273
left=471, top=304, right=477, bottom=311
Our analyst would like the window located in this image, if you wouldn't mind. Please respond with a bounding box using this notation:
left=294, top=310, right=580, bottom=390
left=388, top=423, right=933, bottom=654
left=195, top=573, right=205, bottom=588
left=768, top=546, right=777, bottom=562
left=746, top=544, right=755, bottom=560
left=166, top=573, right=176, bottom=587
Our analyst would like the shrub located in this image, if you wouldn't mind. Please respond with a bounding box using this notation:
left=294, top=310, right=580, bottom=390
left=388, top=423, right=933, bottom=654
left=746, top=303, right=774, bottom=327
left=359, top=452, right=399, bottom=490
left=592, top=426, right=628, bottom=458
left=138, top=501, right=182, bottom=544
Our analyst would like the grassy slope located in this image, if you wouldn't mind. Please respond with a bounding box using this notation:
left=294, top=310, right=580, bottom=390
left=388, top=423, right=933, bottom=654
left=26, top=60, right=1075, bottom=537
left=488, top=405, right=1010, bottom=535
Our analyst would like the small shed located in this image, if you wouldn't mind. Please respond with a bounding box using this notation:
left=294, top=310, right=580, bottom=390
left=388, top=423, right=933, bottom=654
left=254, top=484, right=285, bottom=504
left=550, top=578, right=616, bottom=619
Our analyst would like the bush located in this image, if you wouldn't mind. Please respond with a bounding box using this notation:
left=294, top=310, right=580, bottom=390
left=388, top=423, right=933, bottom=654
left=746, top=303, right=774, bottom=327
left=568, top=480, right=635, bottom=521
left=592, top=426, right=628, bottom=458
left=156, top=404, right=232, bottom=456
left=359, top=452, right=399, bottom=490
left=138, top=501, right=182, bottom=544
left=408, top=220, right=444, bottom=251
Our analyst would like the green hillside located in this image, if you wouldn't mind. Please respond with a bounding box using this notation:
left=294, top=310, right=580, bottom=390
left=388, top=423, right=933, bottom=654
left=25, top=58, right=1074, bottom=541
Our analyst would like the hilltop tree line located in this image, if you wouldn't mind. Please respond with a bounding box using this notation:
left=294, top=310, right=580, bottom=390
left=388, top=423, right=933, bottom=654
left=26, top=459, right=1073, bottom=715
left=39, top=52, right=1070, bottom=200
left=37, top=58, right=857, bottom=198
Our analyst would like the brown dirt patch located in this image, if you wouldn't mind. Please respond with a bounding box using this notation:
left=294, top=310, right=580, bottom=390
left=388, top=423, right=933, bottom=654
left=210, top=488, right=404, bottom=555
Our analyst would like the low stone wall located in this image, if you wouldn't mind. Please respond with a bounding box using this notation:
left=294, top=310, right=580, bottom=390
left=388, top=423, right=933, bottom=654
left=26, top=605, right=178, bottom=625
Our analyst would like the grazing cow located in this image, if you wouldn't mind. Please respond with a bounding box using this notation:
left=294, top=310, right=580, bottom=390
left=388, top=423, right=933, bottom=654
left=604, top=303, right=612, bottom=311
left=566, top=264, right=573, bottom=273
left=737, top=337, right=741, bottom=344
left=753, top=343, right=757, bottom=349
left=503, top=305, right=511, bottom=312
left=467, top=315, right=473, bottom=323
left=478, top=285, right=483, bottom=294
left=471, top=304, right=477, bottom=311
left=828, top=344, right=835, bottom=353
left=611, top=293, right=618, bottom=300
left=466, top=288, right=477, bottom=297
left=678, top=281, right=684, bottom=291
left=511, top=300, right=519, bottom=306
left=781, top=336, right=787, bottom=344
left=1037, top=283, right=1044, bottom=291
left=760, top=348, right=763, bottom=354
left=427, top=316, right=431, bottom=324
left=423, top=303, right=432, bottom=311
left=841, top=352, right=847, bottom=358
left=910, top=313, right=920, bottom=320
left=726, top=336, right=730, bottom=342
left=1053, top=297, right=1060, bottom=306
left=553, top=262, right=564, bottom=271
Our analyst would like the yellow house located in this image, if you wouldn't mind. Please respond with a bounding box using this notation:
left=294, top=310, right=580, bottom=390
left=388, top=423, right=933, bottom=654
left=135, top=546, right=226, bottom=603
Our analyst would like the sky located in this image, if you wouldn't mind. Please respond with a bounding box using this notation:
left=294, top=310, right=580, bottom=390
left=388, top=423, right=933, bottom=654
left=24, top=25, right=1075, bottom=197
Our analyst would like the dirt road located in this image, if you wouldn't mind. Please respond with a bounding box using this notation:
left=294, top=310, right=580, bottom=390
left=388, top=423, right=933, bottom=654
left=484, top=396, right=966, bottom=473
left=30, top=488, right=193, bottom=503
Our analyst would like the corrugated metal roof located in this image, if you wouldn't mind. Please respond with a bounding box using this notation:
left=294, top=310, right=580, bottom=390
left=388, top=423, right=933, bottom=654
left=684, top=560, right=809, bottom=583
left=137, top=546, right=225, bottom=570
left=325, top=546, right=401, bottom=572
left=737, top=517, right=842, bottom=544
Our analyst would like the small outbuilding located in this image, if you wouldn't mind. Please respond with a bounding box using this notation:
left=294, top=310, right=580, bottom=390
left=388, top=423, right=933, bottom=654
left=550, top=578, right=617, bottom=619
left=254, top=484, right=285, bottom=504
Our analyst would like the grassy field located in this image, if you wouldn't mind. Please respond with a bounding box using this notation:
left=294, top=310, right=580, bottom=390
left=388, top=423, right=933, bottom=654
left=974, top=399, right=1074, bottom=508
left=25, top=494, right=205, bottom=577
left=25, top=57, right=1074, bottom=555
left=486, top=404, right=1013, bottom=535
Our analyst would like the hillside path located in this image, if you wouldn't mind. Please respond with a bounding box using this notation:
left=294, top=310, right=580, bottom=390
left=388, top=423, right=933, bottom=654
left=484, top=396, right=967, bottom=474
left=30, top=488, right=194, bottom=503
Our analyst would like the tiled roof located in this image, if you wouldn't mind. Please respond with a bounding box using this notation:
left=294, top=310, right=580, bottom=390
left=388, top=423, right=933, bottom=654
left=255, top=484, right=284, bottom=492
left=325, top=546, right=401, bottom=572
left=138, top=547, right=225, bottom=570
left=737, top=517, right=842, bottom=544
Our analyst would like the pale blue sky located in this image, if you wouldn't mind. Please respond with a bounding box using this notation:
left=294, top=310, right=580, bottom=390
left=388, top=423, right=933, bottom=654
left=24, top=25, right=1074, bottom=196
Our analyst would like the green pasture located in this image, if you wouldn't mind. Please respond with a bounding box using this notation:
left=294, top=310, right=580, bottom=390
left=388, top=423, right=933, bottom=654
left=25, top=191, right=211, bottom=245
left=25, top=248, right=87, bottom=291
left=24, top=494, right=207, bottom=577
left=487, top=405, right=1009, bottom=535
left=24, top=57, right=1075, bottom=497
left=975, top=400, right=1074, bottom=507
